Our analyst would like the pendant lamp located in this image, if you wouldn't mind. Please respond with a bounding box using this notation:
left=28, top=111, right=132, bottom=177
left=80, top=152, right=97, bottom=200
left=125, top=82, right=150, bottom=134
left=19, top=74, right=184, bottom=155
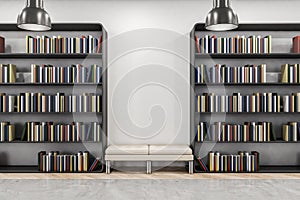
left=17, top=0, right=51, bottom=31
left=205, top=0, right=238, bottom=31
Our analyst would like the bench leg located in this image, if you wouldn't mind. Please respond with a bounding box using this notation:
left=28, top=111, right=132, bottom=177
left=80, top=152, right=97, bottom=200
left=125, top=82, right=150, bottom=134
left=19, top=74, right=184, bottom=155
left=146, top=161, right=152, bottom=174
left=189, top=161, right=193, bottom=174
left=106, top=161, right=111, bottom=174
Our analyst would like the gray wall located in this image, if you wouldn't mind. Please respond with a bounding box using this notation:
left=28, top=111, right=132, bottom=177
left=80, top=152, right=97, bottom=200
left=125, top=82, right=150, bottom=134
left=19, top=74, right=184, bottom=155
left=0, top=0, right=300, bottom=146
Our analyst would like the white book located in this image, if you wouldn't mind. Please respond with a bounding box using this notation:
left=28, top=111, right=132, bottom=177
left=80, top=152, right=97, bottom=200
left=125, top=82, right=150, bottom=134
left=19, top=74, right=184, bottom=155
left=241, top=67, right=245, bottom=83
left=71, top=38, right=74, bottom=54
left=220, top=95, right=225, bottom=112
left=72, top=95, right=77, bottom=112
left=205, top=35, right=209, bottom=53
left=283, top=95, right=289, bottom=112
left=247, top=37, right=251, bottom=53
left=263, top=38, right=268, bottom=53
left=238, top=95, right=242, bottom=112
left=257, top=36, right=261, bottom=54
left=273, top=95, right=277, bottom=112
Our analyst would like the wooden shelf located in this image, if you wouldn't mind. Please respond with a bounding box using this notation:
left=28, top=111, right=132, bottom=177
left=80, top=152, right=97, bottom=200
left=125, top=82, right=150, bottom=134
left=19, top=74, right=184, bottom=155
left=0, top=53, right=102, bottom=59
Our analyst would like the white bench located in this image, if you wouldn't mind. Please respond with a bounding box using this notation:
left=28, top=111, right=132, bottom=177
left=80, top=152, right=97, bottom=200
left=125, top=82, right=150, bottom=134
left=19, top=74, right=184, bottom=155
left=105, top=144, right=193, bottom=174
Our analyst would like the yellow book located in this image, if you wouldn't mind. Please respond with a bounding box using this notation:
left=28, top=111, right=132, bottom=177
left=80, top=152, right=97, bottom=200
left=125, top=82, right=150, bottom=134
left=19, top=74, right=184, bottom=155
left=281, top=64, right=289, bottom=83
left=70, top=155, right=73, bottom=172
left=268, top=35, right=272, bottom=53
left=76, top=38, right=80, bottom=53
left=282, top=125, right=289, bottom=141
left=8, top=124, right=15, bottom=142
left=209, top=152, right=214, bottom=172
left=214, top=154, right=219, bottom=172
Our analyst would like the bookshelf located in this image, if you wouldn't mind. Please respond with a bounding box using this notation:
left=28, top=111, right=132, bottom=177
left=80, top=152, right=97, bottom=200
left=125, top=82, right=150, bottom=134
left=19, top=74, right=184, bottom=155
left=191, top=23, right=300, bottom=173
left=0, top=23, right=107, bottom=173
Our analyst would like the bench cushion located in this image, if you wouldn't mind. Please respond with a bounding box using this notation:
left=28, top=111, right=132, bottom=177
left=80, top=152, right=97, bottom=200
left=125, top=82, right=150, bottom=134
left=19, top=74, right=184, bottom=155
left=149, top=145, right=192, bottom=155
left=106, top=145, right=148, bottom=155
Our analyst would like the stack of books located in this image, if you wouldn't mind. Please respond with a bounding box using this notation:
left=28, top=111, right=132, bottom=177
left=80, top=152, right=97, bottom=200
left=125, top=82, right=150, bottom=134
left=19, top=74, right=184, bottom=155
left=282, top=93, right=300, bottom=112
left=0, top=122, right=15, bottom=142
left=196, top=121, right=275, bottom=142
left=195, top=64, right=267, bottom=83
left=208, top=151, right=260, bottom=172
left=23, top=122, right=101, bottom=142
left=0, top=93, right=15, bottom=112
left=31, top=64, right=102, bottom=83
left=38, top=151, right=90, bottom=172
left=16, top=92, right=101, bottom=113
left=0, top=64, right=16, bottom=83
left=195, top=35, right=272, bottom=54
left=281, top=64, right=300, bottom=83
left=197, top=93, right=281, bottom=113
left=26, top=35, right=102, bottom=54
left=282, top=122, right=300, bottom=142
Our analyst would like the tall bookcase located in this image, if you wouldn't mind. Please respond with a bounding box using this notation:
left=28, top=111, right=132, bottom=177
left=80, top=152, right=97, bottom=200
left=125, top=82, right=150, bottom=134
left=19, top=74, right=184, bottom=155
left=191, top=24, right=300, bottom=173
left=0, top=24, right=107, bottom=173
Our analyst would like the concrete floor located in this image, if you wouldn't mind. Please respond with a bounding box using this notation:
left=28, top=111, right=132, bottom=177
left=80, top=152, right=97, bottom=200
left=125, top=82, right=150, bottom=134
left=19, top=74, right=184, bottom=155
left=0, top=178, right=299, bottom=200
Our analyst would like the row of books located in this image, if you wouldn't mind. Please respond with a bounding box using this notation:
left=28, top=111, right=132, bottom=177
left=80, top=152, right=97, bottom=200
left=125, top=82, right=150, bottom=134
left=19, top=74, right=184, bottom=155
left=282, top=93, right=300, bottom=112
left=0, top=64, right=16, bottom=83
left=0, top=122, right=15, bottom=142
left=197, top=151, right=259, bottom=172
left=195, top=64, right=267, bottom=83
left=31, top=64, right=102, bottom=83
left=195, top=35, right=272, bottom=54
left=282, top=122, right=300, bottom=142
left=15, top=93, right=102, bottom=113
left=38, top=151, right=90, bottom=172
left=196, top=93, right=281, bottom=113
left=26, top=35, right=102, bottom=54
left=281, top=64, right=300, bottom=83
left=196, top=122, right=275, bottom=142
left=23, top=122, right=101, bottom=142
left=204, top=151, right=260, bottom=172
left=0, top=93, right=102, bottom=113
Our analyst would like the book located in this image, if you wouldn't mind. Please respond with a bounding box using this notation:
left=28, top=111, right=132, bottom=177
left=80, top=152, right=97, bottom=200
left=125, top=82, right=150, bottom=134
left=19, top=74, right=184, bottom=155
left=293, top=36, right=300, bottom=53
left=0, top=36, right=4, bottom=53
left=89, top=157, right=101, bottom=172
left=195, top=156, right=208, bottom=172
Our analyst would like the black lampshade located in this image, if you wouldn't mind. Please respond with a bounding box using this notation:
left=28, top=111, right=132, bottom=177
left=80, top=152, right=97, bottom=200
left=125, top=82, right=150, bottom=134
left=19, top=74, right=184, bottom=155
left=17, top=0, right=51, bottom=31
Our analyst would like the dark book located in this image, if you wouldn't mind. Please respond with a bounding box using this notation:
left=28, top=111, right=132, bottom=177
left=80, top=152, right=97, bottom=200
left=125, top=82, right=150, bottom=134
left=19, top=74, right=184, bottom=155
left=20, top=124, right=27, bottom=141
left=89, top=157, right=101, bottom=172
left=195, top=156, right=208, bottom=172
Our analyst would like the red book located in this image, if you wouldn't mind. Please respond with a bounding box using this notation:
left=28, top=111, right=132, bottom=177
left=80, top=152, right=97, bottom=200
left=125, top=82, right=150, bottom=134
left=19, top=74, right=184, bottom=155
left=293, top=36, right=300, bottom=53
left=97, top=35, right=103, bottom=53
left=195, top=35, right=200, bottom=53
left=0, top=36, right=4, bottom=53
